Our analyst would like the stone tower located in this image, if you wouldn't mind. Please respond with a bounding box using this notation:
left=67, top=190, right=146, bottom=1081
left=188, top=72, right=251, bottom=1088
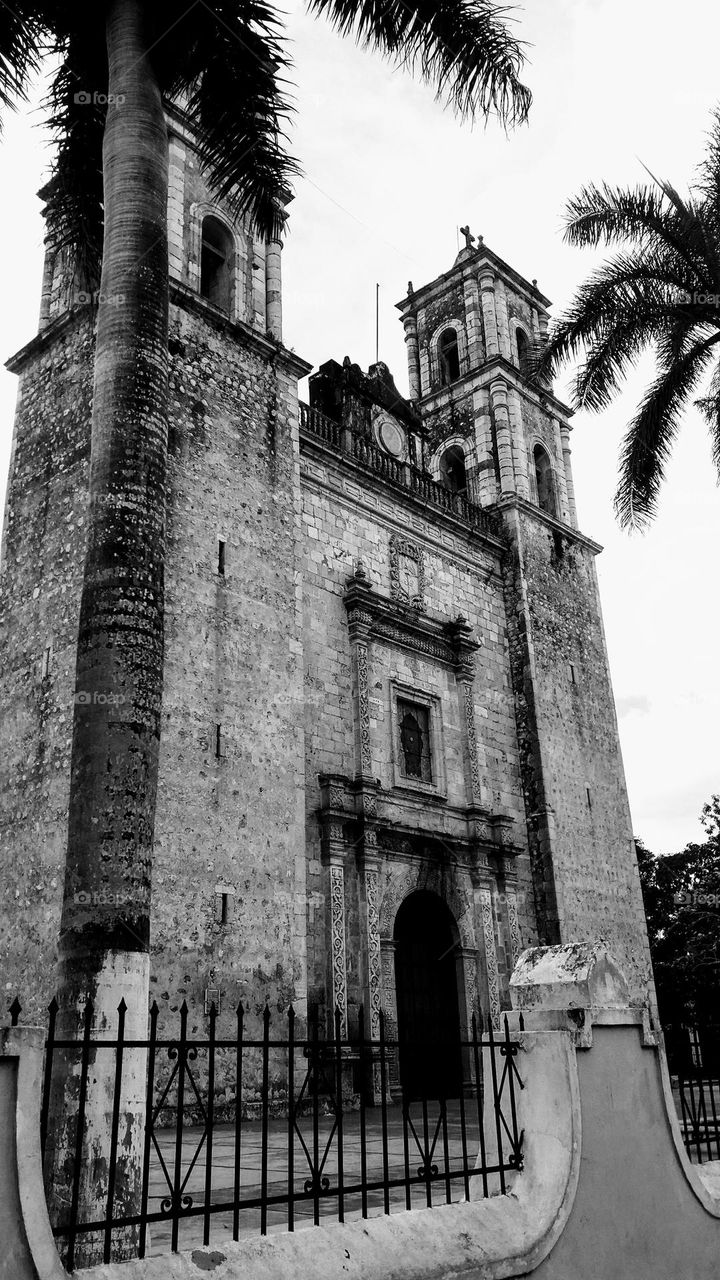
left=396, top=232, right=653, bottom=1001
left=0, top=102, right=311, bottom=1035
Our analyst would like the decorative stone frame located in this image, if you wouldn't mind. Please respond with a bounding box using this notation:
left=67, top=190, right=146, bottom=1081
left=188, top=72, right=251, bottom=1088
left=511, top=319, right=533, bottom=375
left=529, top=437, right=559, bottom=514
left=388, top=534, right=426, bottom=608
left=389, top=679, right=447, bottom=799
left=188, top=202, right=249, bottom=324
left=427, top=318, right=469, bottom=391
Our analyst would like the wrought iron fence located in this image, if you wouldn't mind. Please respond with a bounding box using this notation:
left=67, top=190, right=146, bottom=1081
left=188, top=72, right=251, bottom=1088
left=9, top=996, right=524, bottom=1267
left=664, top=1024, right=720, bottom=1163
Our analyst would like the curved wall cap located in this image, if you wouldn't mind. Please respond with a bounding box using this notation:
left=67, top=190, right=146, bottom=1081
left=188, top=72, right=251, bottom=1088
left=510, top=942, right=631, bottom=1014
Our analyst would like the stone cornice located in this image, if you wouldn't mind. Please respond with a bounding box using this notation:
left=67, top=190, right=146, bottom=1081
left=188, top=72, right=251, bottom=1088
left=417, top=355, right=573, bottom=422
left=498, top=494, right=603, bottom=554
left=343, top=574, right=481, bottom=670
left=396, top=243, right=553, bottom=314
left=6, top=284, right=313, bottom=381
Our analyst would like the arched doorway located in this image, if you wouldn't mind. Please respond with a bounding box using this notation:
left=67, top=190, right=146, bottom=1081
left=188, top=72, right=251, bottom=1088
left=393, top=891, right=462, bottom=1098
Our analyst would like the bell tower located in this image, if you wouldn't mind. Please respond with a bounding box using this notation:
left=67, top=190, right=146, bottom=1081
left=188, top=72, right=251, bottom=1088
left=397, top=229, right=654, bottom=1006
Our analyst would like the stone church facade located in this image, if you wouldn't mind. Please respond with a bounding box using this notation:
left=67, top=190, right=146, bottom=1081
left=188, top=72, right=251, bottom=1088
left=0, top=108, right=653, bottom=1056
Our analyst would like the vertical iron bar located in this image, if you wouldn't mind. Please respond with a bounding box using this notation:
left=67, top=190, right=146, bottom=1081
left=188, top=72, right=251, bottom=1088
left=358, top=1005, right=368, bottom=1220
left=472, top=1014, right=488, bottom=1198
left=233, top=1003, right=244, bottom=1241
left=203, top=1002, right=217, bottom=1246
left=504, top=1015, right=521, bottom=1166
left=103, top=998, right=127, bottom=1264
left=488, top=1013, right=506, bottom=1193
left=458, top=1061, right=470, bottom=1202
left=440, top=1097, right=451, bottom=1204
left=67, top=998, right=94, bottom=1275
left=334, top=1007, right=345, bottom=1224
left=311, top=1012, right=321, bottom=1226
left=139, top=1001, right=158, bottom=1260
left=421, top=1097, right=432, bottom=1207
left=40, top=997, right=58, bottom=1164
left=287, top=1006, right=295, bottom=1232
left=702, top=1070, right=712, bottom=1162
left=261, top=1005, right=271, bottom=1236
left=378, top=1011, right=390, bottom=1216
left=171, top=1001, right=189, bottom=1253
left=402, top=1091, right=412, bottom=1211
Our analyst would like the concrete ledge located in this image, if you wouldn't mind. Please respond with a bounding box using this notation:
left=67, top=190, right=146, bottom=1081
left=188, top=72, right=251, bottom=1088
left=0, top=1026, right=66, bottom=1280
left=76, top=1031, right=581, bottom=1280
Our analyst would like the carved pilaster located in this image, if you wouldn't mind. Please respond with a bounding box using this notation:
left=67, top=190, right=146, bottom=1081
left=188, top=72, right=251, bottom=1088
left=479, top=271, right=500, bottom=358
left=506, top=889, right=523, bottom=969
left=329, top=864, right=348, bottom=1035
left=364, top=866, right=382, bottom=1039
left=479, top=888, right=501, bottom=1030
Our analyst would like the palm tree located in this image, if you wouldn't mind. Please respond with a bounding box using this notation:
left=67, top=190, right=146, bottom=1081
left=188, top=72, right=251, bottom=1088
left=1, top=0, right=530, bottom=1260
left=536, top=109, right=720, bottom=529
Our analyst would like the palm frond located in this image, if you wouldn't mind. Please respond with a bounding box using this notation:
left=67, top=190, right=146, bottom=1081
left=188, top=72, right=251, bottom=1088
left=0, top=3, right=45, bottom=120
left=307, top=0, right=531, bottom=124
left=42, top=25, right=107, bottom=289
left=153, top=0, right=298, bottom=239
left=563, top=182, right=712, bottom=285
left=615, top=333, right=720, bottom=528
left=535, top=251, right=699, bottom=388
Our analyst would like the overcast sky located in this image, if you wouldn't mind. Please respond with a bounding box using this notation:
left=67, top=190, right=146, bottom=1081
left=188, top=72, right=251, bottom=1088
left=0, top=0, right=718, bottom=853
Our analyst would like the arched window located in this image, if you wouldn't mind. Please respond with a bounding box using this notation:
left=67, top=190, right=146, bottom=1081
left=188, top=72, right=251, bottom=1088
left=438, top=328, right=461, bottom=384
left=534, top=444, right=556, bottom=516
left=200, top=215, right=234, bottom=313
left=439, top=444, right=467, bottom=495
left=516, top=327, right=531, bottom=377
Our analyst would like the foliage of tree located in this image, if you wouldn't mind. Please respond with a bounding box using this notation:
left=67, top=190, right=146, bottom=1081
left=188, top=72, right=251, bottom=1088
left=536, top=108, right=720, bottom=529
left=638, top=796, right=720, bottom=1027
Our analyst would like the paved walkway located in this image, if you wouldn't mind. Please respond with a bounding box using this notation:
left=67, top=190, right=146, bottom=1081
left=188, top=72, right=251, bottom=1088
left=145, top=1102, right=505, bottom=1255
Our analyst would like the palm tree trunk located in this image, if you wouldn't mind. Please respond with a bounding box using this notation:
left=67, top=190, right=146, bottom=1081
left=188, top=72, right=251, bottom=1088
left=48, top=0, right=169, bottom=1262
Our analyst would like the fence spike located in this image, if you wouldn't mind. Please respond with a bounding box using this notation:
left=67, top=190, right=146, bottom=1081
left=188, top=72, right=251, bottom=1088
left=149, top=999, right=159, bottom=1017
left=48, top=995, right=59, bottom=1016
left=263, top=1003, right=271, bottom=1028
left=9, top=996, right=21, bottom=1026
left=519, top=1011, right=525, bottom=1032
left=118, top=996, right=127, bottom=1015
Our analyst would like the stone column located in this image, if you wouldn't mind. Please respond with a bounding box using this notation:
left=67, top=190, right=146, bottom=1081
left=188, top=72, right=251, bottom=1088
left=479, top=272, right=500, bottom=359
left=507, top=387, right=530, bottom=500
left=265, top=237, right=283, bottom=340
left=490, top=379, right=515, bottom=495
left=493, top=278, right=512, bottom=361
left=403, top=315, right=420, bottom=399
left=463, top=275, right=483, bottom=368
left=479, top=887, right=502, bottom=1030
left=560, top=423, right=578, bottom=526
left=38, top=244, right=56, bottom=330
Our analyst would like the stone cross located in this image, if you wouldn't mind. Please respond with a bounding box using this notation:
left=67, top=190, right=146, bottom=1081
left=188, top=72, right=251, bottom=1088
left=460, top=225, right=476, bottom=250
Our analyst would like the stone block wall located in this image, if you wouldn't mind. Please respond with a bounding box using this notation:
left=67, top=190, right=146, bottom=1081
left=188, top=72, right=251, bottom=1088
left=0, top=296, right=309, bottom=1046
left=300, top=448, right=538, bottom=1018
left=501, top=503, right=653, bottom=1003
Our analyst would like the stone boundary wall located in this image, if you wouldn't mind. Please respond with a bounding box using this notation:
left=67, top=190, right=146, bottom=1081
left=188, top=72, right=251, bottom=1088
left=3, top=945, right=719, bottom=1280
